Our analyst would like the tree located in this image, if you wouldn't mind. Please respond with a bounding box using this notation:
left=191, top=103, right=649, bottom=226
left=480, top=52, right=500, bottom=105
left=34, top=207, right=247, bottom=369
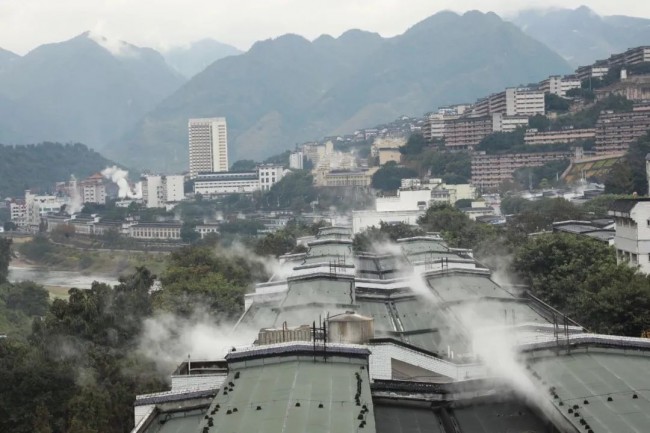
left=0, top=238, right=10, bottom=284
left=265, top=170, right=316, bottom=211
left=255, top=231, right=296, bottom=257
left=544, top=93, right=570, bottom=112
left=513, top=233, right=650, bottom=336
left=399, top=133, right=427, bottom=156
left=230, top=159, right=257, bottom=172
left=417, top=203, right=496, bottom=250
left=581, top=194, right=629, bottom=218
left=4, top=281, right=49, bottom=317
left=475, top=128, right=526, bottom=154
left=604, top=161, right=636, bottom=194
left=180, top=222, right=200, bottom=243
left=528, top=114, right=550, bottom=132
left=353, top=222, right=424, bottom=253
left=371, top=161, right=418, bottom=191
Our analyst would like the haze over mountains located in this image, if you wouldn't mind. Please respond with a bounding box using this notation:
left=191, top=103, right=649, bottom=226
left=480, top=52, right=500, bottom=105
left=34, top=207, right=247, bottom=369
left=163, top=39, right=243, bottom=78
left=1, top=6, right=649, bottom=172
left=0, top=32, right=185, bottom=147
left=111, top=10, right=571, bottom=171
left=512, top=5, right=650, bottom=67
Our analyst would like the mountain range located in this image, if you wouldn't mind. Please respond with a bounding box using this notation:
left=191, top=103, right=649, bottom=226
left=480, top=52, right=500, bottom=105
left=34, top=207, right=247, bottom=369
left=110, top=10, right=571, bottom=171
left=511, top=6, right=650, bottom=68
left=1, top=6, right=650, bottom=172
left=162, top=39, right=242, bottom=78
left=0, top=32, right=185, bottom=148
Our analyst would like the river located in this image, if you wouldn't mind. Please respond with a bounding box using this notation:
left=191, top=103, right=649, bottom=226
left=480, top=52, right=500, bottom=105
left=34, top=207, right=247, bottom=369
left=8, top=266, right=119, bottom=289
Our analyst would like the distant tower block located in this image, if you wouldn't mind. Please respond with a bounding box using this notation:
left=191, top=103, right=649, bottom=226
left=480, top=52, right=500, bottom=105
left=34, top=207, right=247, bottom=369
left=646, top=153, right=650, bottom=195
left=188, top=117, right=228, bottom=178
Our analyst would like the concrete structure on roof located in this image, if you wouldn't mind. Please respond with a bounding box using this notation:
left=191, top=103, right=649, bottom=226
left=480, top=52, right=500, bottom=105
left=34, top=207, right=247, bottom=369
left=188, top=117, right=228, bottom=178
left=609, top=199, right=650, bottom=273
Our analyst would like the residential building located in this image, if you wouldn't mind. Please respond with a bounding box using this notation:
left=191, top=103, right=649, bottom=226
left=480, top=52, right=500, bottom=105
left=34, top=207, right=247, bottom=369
left=471, top=88, right=545, bottom=117
left=604, top=45, right=650, bottom=68
left=423, top=113, right=528, bottom=150
left=552, top=220, right=615, bottom=245
left=458, top=200, right=497, bottom=221
left=9, top=200, right=27, bottom=227
left=79, top=173, right=106, bottom=205
left=257, top=164, right=286, bottom=192
left=524, top=128, right=596, bottom=145
left=576, top=64, right=609, bottom=82
left=129, top=222, right=182, bottom=241
left=491, top=113, right=529, bottom=132
left=188, top=117, right=228, bottom=178
left=24, top=191, right=66, bottom=228
left=165, top=175, right=185, bottom=203
left=289, top=151, right=304, bottom=170
left=609, top=199, right=650, bottom=273
left=538, top=75, right=581, bottom=97
left=595, top=105, right=650, bottom=154
left=595, top=75, right=650, bottom=101
left=471, top=151, right=571, bottom=189
left=141, top=175, right=164, bottom=208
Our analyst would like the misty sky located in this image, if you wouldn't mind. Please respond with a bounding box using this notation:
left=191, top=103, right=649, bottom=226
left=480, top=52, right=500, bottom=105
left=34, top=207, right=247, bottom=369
left=2, top=0, right=650, bottom=55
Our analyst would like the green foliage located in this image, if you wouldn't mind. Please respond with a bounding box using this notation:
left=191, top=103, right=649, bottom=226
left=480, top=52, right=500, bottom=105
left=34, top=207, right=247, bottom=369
left=513, top=233, right=650, bottom=336
left=156, top=247, right=266, bottom=318
left=475, top=129, right=526, bottom=154
left=371, top=161, right=418, bottom=191
left=230, top=159, right=258, bottom=172
left=399, top=133, right=427, bottom=155
left=2, top=281, right=49, bottom=317
left=0, top=238, right=10, bottom=284
left=219, top=219, right=264, bottom=236
left=528, top=114, right=550, bottom=132
left=604, top=132, right=650, bottom=195
left=353, top=222, right=424, bottom=253
left=265, top=170, right=316, bottom=211
left=512, top=159, right=570, bottom=190
left=0, top=143, right=117, bottom=198
left=263, top=150, right=291, bottom=166
left=507, top=198, right=584, bottom=233
left=551, top=95, right=633, bottom=130
left=254, top=231, right=296, bottom=257
left=420, top=151, right=471, bottom=184
left=581, top=194, right=629, bottom=218
left=418, top=203, right=497, bottom=250
left=500, top=196, right=531, bottom=215
left=180, top=222, right=200, bottom=243
left=545, top=93, right=571, bottom=112
left=454, top=199, right=473, bottom=209
left=566, top=87, right=595, bottom=101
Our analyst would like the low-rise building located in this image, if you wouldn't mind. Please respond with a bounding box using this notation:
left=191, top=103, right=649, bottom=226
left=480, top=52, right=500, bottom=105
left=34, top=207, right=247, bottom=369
left=257, top=164, right=286, bottom=191
left=142, top=174, right=185, bottom=208
left=129, top=222, right=182, bottom=241
left=321, top=170, right=374, bottom=188
left=25, top=190, right=66, bottom=228
left=195, top=224, right=220, bottom=239
left=194, top=171, right=259, bottom=195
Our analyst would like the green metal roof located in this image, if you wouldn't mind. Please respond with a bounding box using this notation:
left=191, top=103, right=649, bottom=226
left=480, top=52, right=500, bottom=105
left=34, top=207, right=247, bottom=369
left=426, top=274, right=513, bottom=304
left=281, top=277, right=355, bottom=308
left=452, top=401, right=548, bottom=433
left=199, top=357, right=375, bottom=433
left=532, top=350, right=650, bottom=433
left=374, top=403, right=444, bottom=433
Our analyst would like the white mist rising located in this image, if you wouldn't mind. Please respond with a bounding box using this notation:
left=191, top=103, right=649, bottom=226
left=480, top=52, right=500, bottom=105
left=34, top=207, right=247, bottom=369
left=101, top=165, right=142, bottom=199
left=138, top=311, right=258, bottom=374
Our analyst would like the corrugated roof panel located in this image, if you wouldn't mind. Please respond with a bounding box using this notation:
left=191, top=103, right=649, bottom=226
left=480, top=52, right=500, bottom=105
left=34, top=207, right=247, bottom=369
left=452, top=402, right=548, bottom=433
left=533, top=351, right=650, bottom=433
left=201, top=358, right=375, bottom=433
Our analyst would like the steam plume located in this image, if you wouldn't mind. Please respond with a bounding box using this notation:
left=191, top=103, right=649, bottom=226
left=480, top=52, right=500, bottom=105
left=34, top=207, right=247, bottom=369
left=101, top=166, right=142, bottom=199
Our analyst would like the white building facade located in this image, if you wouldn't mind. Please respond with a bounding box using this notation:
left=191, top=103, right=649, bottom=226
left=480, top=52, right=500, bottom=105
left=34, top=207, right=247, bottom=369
left=609, top=199, right=650, bottom=274
left=257, top=164, right=286, bottom=191
left=188, top=117, right=228, bottom=178
left=289, top=151, right=304, bottom=170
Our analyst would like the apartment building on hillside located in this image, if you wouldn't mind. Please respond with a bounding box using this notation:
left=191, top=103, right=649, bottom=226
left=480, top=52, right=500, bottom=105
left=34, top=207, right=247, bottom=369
left=595, top=105, right=650, bottom=154
left=472, top=88, right=545, bottom=117
left=524, top=128, right=596, bottom=146
left=538, top=75, right=581, bottom=97
left=471, top=151, right=571, bottom=189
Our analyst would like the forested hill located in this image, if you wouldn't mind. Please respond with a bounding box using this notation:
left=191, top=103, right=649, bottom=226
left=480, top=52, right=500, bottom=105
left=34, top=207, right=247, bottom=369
left=0, top=142, right=117, bottom=198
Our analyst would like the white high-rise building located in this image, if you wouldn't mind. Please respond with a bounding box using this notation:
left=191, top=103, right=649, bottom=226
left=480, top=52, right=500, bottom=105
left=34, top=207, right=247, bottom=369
left=289, top=151, right=304, bottom=170
left=188, top=117, right=228, bottom=178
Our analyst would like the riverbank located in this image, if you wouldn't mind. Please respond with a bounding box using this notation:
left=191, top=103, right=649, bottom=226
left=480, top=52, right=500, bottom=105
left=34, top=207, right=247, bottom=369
left=14, top=237, right=169, bottom=276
